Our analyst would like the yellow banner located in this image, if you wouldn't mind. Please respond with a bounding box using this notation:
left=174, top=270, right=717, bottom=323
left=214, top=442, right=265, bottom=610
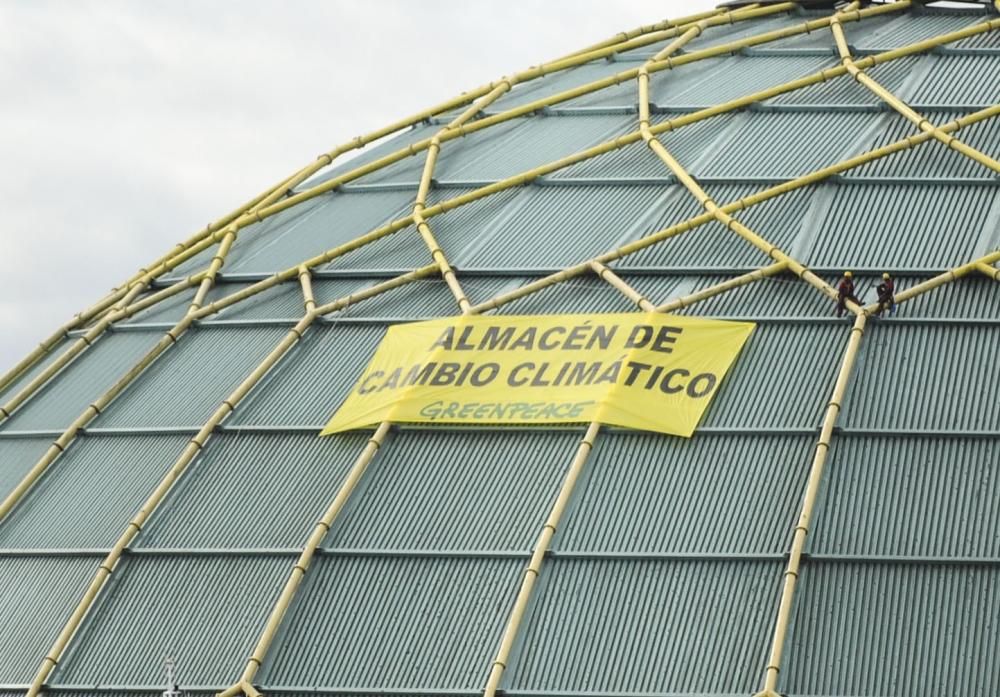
left=322, top=313, right=754, bottom=437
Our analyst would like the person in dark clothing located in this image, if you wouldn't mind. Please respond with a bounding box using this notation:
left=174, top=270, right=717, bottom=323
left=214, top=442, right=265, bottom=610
left=836, top=271, right=860, bottom=317
left=876, top=271, right=896, bottom=317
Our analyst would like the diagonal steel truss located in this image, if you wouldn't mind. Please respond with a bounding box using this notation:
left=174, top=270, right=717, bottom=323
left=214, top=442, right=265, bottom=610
left=2, top=2, right=1000, bottom=695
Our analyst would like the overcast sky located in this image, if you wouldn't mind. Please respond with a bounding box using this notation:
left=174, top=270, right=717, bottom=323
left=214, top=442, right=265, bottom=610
left=0, top=0, right=718, bottom=372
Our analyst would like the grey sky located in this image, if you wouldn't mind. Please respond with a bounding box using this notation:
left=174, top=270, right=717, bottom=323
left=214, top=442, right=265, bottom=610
left=0, top=0, right=718, bottom=372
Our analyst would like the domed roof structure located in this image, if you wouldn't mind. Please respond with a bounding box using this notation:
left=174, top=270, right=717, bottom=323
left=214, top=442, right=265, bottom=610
left=3, top=2, right=1000, bottom=696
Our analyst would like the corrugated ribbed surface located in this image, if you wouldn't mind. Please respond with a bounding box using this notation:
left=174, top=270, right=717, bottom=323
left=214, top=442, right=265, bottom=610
left=704, top=323, right=844, bottom=428
left=52, top=556, right=288, bottom=686
left=229, top=324, right=385, bottom=426
left=307, top=122, right=438, bottom=187
left=331, top=276, right=512, bottom=319
left=323, top=187, right=520, bottom=271
left=494, top=275, right=643, bottom=315
left=910, top=54, right=1000, bottom=106
left=783, top=562, right=1000, bottom=696
left=0, top=338, right=70, bottom=406
left=770, top=56, right=919, bottom=105
left=850, top=11, right=983, bottom=50
left=453, top=184, right=672, bottom=269
left=806, top=183, right=998, bottom=269
left=491, top=60, right=633, bottom=111
left=97, top=326, right=288, bottom=428
left=0, top=556, right=98, bottom=684
left=435, top=114, right=633, bottom=182
left=0, top=435, right=186, bottom=549
left=0, top=437, right=52, bottom=502
left=217, top=278, right=364, bottom=321
left=506, top=559, right=782, bottom=694
left=844, top=323, right=1000, bottom=430
left=699, top=111, right=881, bottom=178
left=810, top=435, right=1000, bottom=557
left=171, top=197, right=328, bottom=276
left=678, top=273, right=833, bottom=317
left=651, top=55, right=836, bottom=108
left=620, top=183, right=810, bottom=270
left=884, top=275, right=1000, bottom=318
left=852, top=110, right=1000, bottom=179
left=331, top=430, right=577, bottom=551
left=551, top=114, right=736, bottom=180
left=226, top=189, right=416, bottom=274
left=137, top=432, right=366, bottom=549
left=259, top=556, right=522, bottom=689
left=557, top=432, right=812, bottom=553
left=3, top=330, right=163, bottom=432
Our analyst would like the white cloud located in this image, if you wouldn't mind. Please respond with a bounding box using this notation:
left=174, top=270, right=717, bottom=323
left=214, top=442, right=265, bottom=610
left=0, top=0, right=719, bottom=371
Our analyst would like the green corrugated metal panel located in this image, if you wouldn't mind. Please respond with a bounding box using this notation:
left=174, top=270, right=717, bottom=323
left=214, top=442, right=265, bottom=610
left=699, top=111, right=887, bottom=178
left=97, top=326, right=287, bottom=429
left=330, top=430, right=577, bottom=551
left=910, top=54, right=1000, bottom=106
left=849, top=11, right=983, bottom=50
left=3, top=331, right=163, bottom=432
left=678, top=273, right=833, bottom=317
left=844, top=324, right=1000, bottom=430
left=50, top=556, right=288, bottom=686
left=618, top=10, right=801, bottom=59
left=650, top=55, right=836, bottom=108
left=852, top=109, right=1000, bottom=179
left=881, top=275, right=1000, bottom=317
left=505, top=559, right=782, bottom=694
left=258, top=556, right=522, bottom=689
left=770, top=56, right=919, bottom=105
left=136, top=432, right=366, bottom=549
left=170, top=197, right=328, bottom=277
left=490, top=60, right=631, bottom=111
left=329, top=276, right=513, bottom=319
left=306, top=122, right=438, bottom=188
left=229, top=324, right=384, bottom=427
left=805, top=183, right=999, bottom=269
left=809, top=435, right=1000, bottom=557
left=619, top=183, right=811, bottom=269
left=323, top=187, right=520, bottom=271
left=225, top=189, right=418, bottom=275
left=122, top=288, right=197, bottom=325
left=451, top=184, right=673, bottom=269
left=0, top=437, right=51, bottom=502
left=556, top=432, right=813, bottom=553
left=0, top=338, right=69, bottom=406
left=0, top=556, right=99, bottom=684
left=782, top=562, right=1000, bottom=696
left=0, top=435, right=186, bottom=549
left=437, top=114, right=634, bottom=182
left=210, top=278, right=362, bottom=321
left=704, top=323, right=844, bottom=428
left=494, top=275, right=651, bottom=315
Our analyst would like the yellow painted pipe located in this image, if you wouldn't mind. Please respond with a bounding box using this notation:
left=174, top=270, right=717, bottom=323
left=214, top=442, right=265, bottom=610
left=753, top=312, right=868, bottom=697
left=0, top=313, right=195, bottom=524
left=975, top=260, right=1000, bottom=281
left=589, top=261, right=657, bottom=312
left=22, top=265, right=439, bottom=697
left=830, top=3, right=1000, bottom=175
left=656, top=261, right=789, bottom=312
left=0, top=273, right=205, bottom=424
left=82, top=0, right=973, bottom=336
left=634, top=13, right=852, bottom=312
left=482, top=422, right=601, bottom=697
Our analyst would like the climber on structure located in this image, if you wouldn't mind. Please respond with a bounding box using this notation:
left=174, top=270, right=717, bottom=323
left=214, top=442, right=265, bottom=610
left=875, top=272, right=896, bottom=317
left=836, top=271, right=860, bottom=317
